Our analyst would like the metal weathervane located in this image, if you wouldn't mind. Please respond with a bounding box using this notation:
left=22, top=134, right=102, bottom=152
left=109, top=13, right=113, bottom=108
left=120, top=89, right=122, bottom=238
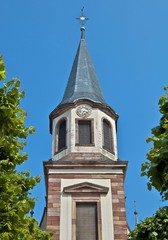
left=76, top=7, right=89, bottom=27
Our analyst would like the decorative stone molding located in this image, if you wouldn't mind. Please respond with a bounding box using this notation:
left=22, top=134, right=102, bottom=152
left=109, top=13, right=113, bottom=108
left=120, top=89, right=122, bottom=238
left=63, top=182, right=109, bottom=194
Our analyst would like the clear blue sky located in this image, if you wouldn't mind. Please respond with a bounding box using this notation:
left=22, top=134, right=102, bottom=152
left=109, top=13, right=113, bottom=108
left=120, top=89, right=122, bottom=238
left=1, top=0, right=168, bottom=230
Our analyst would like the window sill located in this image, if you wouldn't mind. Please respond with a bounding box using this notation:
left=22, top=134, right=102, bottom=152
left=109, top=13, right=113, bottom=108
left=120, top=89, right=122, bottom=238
left=103, top=146, right=115, bottom=155
left=75, top=143, right=95, bottom=147
left=54, top=146, right=67, bottom=155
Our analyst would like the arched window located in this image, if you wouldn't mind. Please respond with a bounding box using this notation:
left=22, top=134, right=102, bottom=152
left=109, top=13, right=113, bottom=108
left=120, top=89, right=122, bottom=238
left=103, top=119, right=114, bottom=153
left=56, top=119, right=66, bottom=152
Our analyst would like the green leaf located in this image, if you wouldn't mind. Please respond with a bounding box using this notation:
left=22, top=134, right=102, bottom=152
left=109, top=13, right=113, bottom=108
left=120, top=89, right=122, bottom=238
left=142, top=86, right=168, bottom=200
left=130, top=207, right=168, bottom=239
left=0, top=56, right=6, bottom=81
left=0, top=59, right=52, bottom=239
left=147, top=182, right=152, bottom=191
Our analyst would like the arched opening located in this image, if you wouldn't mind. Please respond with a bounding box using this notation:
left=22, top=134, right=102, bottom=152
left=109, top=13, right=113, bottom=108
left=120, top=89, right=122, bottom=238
left=55, top=119, right=67, bottom=153
left=103, top=119, right=114, bottom=153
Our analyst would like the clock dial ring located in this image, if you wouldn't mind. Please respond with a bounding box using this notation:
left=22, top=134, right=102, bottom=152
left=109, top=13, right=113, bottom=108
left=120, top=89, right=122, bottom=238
left=76, top=104, right=92, bottom=118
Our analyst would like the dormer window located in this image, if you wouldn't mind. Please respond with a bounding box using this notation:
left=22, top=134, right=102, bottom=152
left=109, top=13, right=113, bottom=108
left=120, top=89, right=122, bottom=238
left=103, top=119, right=114, bottom=153
left=55, top=118, right=67, bottom=153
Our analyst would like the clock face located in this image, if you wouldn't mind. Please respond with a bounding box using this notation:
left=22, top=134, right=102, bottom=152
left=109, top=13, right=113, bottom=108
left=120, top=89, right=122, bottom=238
left=76, top=104, right=92, bottom=118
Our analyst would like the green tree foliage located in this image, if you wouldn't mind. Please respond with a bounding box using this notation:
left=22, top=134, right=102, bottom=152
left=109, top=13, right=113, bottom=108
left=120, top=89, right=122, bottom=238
left=130, top=87, right=168, bottom=239
left=0, top=56, right=52, bottom=240
left=141, top=86, right=168, bottom=200
left=129, top=207, right=168, bottom=240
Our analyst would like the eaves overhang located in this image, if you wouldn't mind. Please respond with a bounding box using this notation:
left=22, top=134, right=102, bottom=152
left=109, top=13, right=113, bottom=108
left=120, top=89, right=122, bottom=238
left=49, top=99, right=118, bottom=134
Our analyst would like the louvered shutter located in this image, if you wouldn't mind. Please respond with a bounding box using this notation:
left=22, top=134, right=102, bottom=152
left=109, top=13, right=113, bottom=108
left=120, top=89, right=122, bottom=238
left=103, top=120, right=112, bottom=151
left=58, top=120, right=66, bottom=150
left=76, top=203, right=98, bottom=240
left=78, top=121, right=92, bottom=144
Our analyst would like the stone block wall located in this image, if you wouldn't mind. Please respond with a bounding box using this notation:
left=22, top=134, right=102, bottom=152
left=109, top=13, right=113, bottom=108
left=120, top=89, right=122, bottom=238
left=45, top=172, right=127, bottom=240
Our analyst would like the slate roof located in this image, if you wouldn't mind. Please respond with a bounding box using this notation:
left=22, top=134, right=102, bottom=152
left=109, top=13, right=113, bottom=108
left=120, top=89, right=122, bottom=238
left=59, top=28, right=106, bottom=106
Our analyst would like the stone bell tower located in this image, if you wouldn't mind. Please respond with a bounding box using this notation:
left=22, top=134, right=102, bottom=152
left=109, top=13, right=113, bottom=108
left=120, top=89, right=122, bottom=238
left=40, top=17, right=128, bottom=240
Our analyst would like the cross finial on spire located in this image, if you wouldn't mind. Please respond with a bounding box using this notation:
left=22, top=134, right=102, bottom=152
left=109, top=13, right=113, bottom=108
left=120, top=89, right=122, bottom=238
left=76, top=7, right=89, bottom=27
left=76, top=7, right=89, bottom=39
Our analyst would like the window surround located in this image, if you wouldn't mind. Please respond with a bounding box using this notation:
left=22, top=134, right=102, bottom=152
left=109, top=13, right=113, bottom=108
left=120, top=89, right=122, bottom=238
left=55, top=118, right=67, bottom=154
left=75, top=118, right=95, bottom=146
left=63, top=182, right=107, bottom=240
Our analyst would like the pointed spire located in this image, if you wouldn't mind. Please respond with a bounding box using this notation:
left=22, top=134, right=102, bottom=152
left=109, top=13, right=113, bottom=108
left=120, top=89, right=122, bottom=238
left=58, top=8, right=106, bottom=107
left=59, top=33, right=106, bottom=106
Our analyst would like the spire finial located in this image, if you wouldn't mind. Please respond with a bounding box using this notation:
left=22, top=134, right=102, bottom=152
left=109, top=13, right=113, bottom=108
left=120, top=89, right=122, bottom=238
left=76, top=7, right=89, bottom=39
left=30, top=209, right=34, bottom=217
left=134, top=201, right=139, bottom=226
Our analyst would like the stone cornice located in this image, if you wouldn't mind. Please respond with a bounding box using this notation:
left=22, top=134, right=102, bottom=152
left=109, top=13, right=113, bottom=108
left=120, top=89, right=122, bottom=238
left=43, top=159, right=128, bottom=178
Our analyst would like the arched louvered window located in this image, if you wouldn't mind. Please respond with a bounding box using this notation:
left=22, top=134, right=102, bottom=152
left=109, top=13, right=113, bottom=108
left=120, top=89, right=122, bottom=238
left=58, top=119, right=66, bottom=151
left=103, top=119, right=114, bottom=153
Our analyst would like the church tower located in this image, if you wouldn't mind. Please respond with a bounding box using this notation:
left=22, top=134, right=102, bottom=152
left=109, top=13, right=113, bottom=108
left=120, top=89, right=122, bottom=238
left=40, top=20, right=128, bottom=240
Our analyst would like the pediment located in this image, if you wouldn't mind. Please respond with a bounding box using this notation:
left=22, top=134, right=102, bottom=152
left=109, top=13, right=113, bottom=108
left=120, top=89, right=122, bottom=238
left=63, top=182, right=109, bottom=194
